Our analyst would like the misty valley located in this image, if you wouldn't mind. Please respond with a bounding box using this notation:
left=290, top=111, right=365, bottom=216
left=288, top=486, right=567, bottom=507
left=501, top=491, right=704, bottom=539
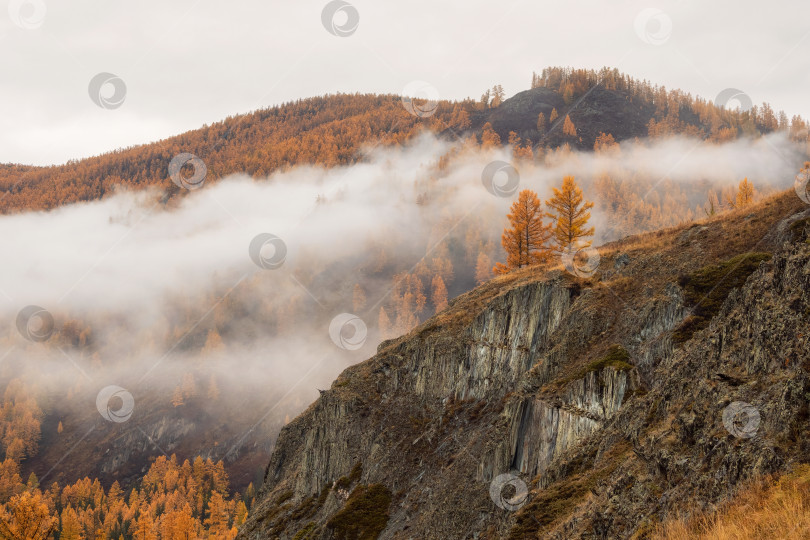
left=1, top=4, right=810, bottom=538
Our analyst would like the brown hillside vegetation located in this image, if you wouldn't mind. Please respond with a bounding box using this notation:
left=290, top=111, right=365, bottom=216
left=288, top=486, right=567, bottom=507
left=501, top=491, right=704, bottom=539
left=655, top=464, right=810, bottom=539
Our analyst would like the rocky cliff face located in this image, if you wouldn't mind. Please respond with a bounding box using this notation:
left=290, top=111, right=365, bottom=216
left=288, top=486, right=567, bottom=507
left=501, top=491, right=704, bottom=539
left=238, top=194, right=810, bottom=539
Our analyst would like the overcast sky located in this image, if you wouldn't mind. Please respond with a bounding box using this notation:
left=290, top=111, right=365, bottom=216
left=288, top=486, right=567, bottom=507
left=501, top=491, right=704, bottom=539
left=1, top=0, right=808, bottom=166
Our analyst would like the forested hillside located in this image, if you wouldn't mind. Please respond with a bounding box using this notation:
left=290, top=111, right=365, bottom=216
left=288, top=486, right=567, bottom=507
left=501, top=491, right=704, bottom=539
left=2, top=67, right=807, bottom=213
left=0, top=453, right=250, bottom=539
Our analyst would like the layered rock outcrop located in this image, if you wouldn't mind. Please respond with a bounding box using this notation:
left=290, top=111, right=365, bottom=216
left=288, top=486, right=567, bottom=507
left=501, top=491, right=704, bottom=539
left=239, top=197, right=810, bottom=539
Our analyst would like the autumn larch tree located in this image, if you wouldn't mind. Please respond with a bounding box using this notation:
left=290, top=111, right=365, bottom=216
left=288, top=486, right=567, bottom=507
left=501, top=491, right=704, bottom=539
left=1, top=379, right=43, bottom=463
left=722, top=185, right=738, bottom=209
left=450, top=105, right=471, bottom=129
left=549, top=108, right=559, bottom=124
left=391, top=273, right=426, bottom=333
left=431, top=254, right=454, bottom=287
left=703, top=190, right=720, bottom=217
left=562, top=83, right=574, bottom=105
left=475, top=253, right=493, bottom=284
left=594, top=132, right=618, bottom=154
left=480, top=122, right=501, bottom=148
left=508, top=132, right=533, bottom=161
left=171, top=386, right=184, bottom=407
left=235, top=500, right=248, bottom=527
left=160, top=504, right=198, bottom=539
left=546, top=176, right=595, bottom=251
left=0, top=491, right=56, bottom=540
left=491, top=85, right=505, bottom=107
left=723, top=178, right=755, bottom=209
left=480, top=89, right=491, bottom=109
left=58, top=507, right=82, bottom=540
left=0, top=459, right=22, bottom=502
left=562, top=115, right=577, bottom=137
left=204, top=492, right=230, bottom=537
left=536, top=112, right=546, bottom=133
left=493, top=189, right=554, bottom=274
left=736, top=177, right=755, bottom=207
left=513, top=141, right=534, bottom=161
left=431, top=275, right=448, bottom=312
left=133, top=513, right=157, bottom=540
left=201, top=329, right=222, bottom=354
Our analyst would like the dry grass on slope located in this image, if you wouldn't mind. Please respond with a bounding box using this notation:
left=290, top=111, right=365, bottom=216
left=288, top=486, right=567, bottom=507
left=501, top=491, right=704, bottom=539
left=655, top=465, right=810, bottom=540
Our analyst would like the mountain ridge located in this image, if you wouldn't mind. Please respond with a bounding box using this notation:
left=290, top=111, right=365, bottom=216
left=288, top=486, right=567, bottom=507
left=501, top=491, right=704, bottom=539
left=237, top=190, right=810, bottom=538
left=2, top=66, right=803, bottom=214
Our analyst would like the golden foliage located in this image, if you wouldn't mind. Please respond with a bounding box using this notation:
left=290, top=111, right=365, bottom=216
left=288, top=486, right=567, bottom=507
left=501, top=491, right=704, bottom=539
left=493, top=189, right=554, bottom=274
left=431, top=275, right=449, bottom=313
left=655, top=465, right=810, bottom=540
left=480, top=122, right=501, bottom=148
left=546, top=176, right=594, bottom=250
left=562, top=115, right=577, bottom=137
left=536, top=112, right=546, bottom=132
left=0, top=94, right=475, bottom=213
left=0, top=491, right=56, bottom=540
left=0, top=380, right=42, bottom=464
left=736, top=177, right=755, bottom=208
left=723, top=178, right=756, bottom=209
left=0, top=454, right=246, bottom=540
left=594, top=132, right=619, bottom=154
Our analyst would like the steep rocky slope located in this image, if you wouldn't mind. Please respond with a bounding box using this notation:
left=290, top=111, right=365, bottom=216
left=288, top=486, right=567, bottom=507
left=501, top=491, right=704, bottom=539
left=238, top=192, right=810, bottom=539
